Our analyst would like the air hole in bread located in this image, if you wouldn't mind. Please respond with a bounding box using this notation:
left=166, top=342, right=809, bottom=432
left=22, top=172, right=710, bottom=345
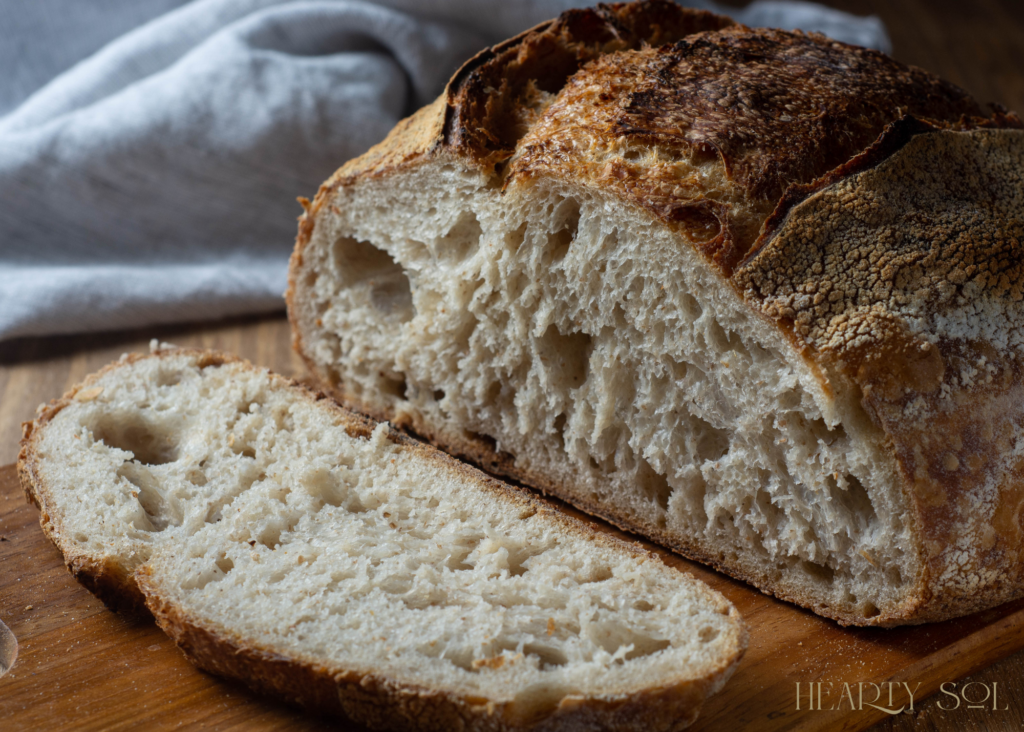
left=548, top=198, right=580, bottom=263
left=698, top=626, right=719, bottom=643
left=401, top=587, right=452, bottom=610
left=228, top=433, right=257, bottom=459
left=332, top=236, right=398, bottom=284
left=591, top=622, right=670, bottom=661
left=118, top=463, right=181, bottom=532
left=506, top=222, right=528, bottom=253
left=181, top=557, right=232, bottom=591
left=680, top=293, right=703, bottom=322
left=755, top=486, right=781, bottom=527
left=74, top=532, right=88, bottom=544
left=552, top=413, right=568, bottom=449
left=330, top=235, right=413, bottom=321
left=801, top=560, right=835, bottom=586
left=808, top=417, right=845, bottom=446
left=215, top=555, right=234, bottom=575
left=886, top=566, right=903, bottom=587
left=589, top=452, right=615, bottom=474
left=707, top=321, right=750, bottom=361
left=371, top=279, right=415, bottom=318
left=633, top=599, right=655, bottom=612
left=303, top=467, right=365, bottom=513
left=861, top=601, right=881, bottom=618
left=693, top=418, right=730, bottom=463
left=637, top=458, right=672, bottom=512
left=689, top=144, right=720, bottom=167
left=522, top=642, right=568, bottom=668
left=507, top=542, right=552, bottom=577
left=437, top=211, right=482, bottom=264
left=446, top=646, right=498, bottom=672
left=91, top=412, right=179, bottom=466
left=378, top=373, right=407, bottom=400
left=154, top=369, right=183, bottom=387
left=205, top=495, right=233, bottom=524
left=835, top=474, right=877, bottom=529
left=446, top=541, right=479, bottom=572
left=580, top=566, right=613, bottom=584
left=258, top=526, right=282, bottom=550
left=379, top=576, right=413, bottom=595
left=537, top=325, right=591, bottom=391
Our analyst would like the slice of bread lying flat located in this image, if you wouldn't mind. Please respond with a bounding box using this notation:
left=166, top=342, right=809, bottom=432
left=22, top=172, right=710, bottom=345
left=287, top=0, right=1024, bottom=626
left=19, top=347, right=746, bottom=731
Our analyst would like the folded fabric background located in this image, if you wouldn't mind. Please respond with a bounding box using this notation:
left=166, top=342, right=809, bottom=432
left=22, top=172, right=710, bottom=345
left=0, top=0, right=889, bottom=342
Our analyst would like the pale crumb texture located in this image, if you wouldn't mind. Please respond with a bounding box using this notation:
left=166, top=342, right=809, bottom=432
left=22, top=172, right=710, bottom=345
left=292, top=157, right=908, bottom=626
left=25, top=350, right=745, bottom=731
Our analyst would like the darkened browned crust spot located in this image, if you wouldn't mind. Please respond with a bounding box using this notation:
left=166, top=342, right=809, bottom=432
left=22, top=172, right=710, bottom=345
left=509, top=26, right=1017, bottom=274
left=320, top=1, right=733, bottom=190
left=738, top=128, right=1024, bottom=622
left=444, top=0, right=733, bottom=167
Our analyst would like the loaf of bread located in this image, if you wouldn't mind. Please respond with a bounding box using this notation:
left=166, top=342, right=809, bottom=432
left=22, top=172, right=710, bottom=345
left=287, top=0, right=1024, bottom=626
left=19, top=346, right=745, bottom=731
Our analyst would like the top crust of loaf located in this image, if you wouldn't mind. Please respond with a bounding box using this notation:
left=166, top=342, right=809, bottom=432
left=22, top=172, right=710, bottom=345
left=315, top=0, right=733, bottom=188
left=289, top=0, right=1024, bottom=625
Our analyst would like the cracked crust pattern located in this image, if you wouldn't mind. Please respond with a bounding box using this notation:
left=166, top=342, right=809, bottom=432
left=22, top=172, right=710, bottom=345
left=737, top=127, right=1024, bottom=620
left=508, top=27, right=1009, bottom=274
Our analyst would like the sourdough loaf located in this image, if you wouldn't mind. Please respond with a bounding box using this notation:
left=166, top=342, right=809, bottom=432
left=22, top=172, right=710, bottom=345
left=19, top=346, right=745, bottom=731
left=287, top=0, right=1024, bottom=626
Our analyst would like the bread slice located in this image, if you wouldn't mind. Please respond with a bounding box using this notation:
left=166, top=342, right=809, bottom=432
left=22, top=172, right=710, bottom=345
left=286, top=0, right=1024, bottom=626
left=18, top=346, right=746, bottom=731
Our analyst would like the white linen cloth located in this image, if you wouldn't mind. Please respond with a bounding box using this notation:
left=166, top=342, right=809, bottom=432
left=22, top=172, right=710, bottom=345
left=0, top=0, right=888, bottom=341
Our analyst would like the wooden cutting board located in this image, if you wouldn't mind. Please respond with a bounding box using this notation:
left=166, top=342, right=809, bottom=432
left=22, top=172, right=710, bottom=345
left=2, top=461, right=1023, bottom=732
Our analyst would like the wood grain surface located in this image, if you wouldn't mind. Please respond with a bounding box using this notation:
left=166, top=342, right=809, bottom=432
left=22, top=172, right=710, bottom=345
left=3, top=1, right=1024, bottom=730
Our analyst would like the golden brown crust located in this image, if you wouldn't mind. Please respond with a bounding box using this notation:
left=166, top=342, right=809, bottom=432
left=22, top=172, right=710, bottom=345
left=508, top=26, right=1013, bottom=274
left=313, top=1, right=734, bottom=192
left=737, top=127, right=1024, bottom=624
left=442, top=0, right=733, bottom=169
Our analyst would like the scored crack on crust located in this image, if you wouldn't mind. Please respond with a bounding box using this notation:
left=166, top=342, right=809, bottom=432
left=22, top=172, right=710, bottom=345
left=287, top=0, right=1024, bottom=626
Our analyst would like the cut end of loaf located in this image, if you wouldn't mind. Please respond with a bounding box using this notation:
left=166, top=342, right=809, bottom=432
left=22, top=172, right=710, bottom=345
left=289, top=6, right=1024, bottom=626
left=290, top=155, right=917, bottom=627
left=19, top=348, right=746, bottom=730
